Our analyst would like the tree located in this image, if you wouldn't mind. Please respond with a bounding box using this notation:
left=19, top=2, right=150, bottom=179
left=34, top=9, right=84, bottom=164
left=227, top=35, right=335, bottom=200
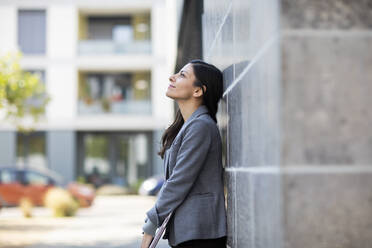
left=0, top=51, right=50, bottom=132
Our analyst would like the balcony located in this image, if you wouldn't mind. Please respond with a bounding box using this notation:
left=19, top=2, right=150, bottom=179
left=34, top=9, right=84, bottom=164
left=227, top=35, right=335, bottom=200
left=78, top=40, right=151, bottom=55
left=78, top=99, right=151, bottom=115
left=78, top=13, right=151, bottom=55
left=78, top=71, right=152, bottom=115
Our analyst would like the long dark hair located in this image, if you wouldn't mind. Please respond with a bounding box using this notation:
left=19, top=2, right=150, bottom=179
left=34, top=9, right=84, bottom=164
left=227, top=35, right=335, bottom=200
left=158, top=59, right=223, bottom=159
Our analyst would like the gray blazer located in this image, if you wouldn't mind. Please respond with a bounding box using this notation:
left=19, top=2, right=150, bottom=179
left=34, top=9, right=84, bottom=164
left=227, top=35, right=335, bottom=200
left=146, top=105, right=227, bottom=246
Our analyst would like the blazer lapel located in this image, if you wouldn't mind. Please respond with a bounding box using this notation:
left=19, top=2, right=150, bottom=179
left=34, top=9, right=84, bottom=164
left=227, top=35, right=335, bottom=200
left=165, top=105, right=209, bottom=178
left=165, top=149, right=170, bottom=180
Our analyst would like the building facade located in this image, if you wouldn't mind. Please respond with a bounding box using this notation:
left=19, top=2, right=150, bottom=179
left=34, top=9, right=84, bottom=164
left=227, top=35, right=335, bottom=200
left=0, top=0, right=180, bottom=187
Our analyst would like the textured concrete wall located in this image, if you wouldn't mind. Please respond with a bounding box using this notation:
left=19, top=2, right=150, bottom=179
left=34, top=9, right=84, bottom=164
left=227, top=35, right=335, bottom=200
left=281, top=0, right=372, bottom=247
left=203, top=0, right=282, bottom=247
left=203, top=0, right=372, bottom=247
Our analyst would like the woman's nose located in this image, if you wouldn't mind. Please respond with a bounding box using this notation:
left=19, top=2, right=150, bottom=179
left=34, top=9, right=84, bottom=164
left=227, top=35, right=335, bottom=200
left=169, top=75, right=175, bottom=82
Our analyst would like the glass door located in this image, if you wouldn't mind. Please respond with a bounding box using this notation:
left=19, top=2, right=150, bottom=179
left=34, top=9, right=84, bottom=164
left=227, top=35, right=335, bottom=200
left=77, top=132, right=151, bottom=188
left=83, top=134, right=110, bottom=188
left=115, top=135, right=130, bottom=187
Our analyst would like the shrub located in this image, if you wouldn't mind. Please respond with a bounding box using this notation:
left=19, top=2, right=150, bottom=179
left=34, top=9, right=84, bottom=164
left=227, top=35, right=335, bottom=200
left=129, top=178, right=145, bottom=194
left=19, top=197, right=33, bottom=218
left=44, top=187, right=79, bottom=217
left=76, top=176, right=86, bottom=184
left=96, top=184, right=129, bottom=195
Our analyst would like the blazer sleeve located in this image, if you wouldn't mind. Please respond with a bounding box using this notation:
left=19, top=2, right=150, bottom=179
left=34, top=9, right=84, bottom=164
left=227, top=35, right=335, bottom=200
left=146, top=118, right=212, bottom=228
left=142, top=216, right=157, bottom=236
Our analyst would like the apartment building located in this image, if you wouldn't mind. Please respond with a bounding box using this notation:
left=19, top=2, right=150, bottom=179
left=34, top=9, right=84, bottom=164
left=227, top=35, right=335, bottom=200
left=0, top=0, right=180, bottom=187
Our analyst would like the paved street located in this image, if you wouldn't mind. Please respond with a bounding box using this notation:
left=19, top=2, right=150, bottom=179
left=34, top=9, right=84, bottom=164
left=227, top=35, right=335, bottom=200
left=0, top=195, right=170, bottom=248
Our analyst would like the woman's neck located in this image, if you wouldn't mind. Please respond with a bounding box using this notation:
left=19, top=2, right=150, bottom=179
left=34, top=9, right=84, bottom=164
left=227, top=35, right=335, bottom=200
left=176, top=100, right=202, bottom=122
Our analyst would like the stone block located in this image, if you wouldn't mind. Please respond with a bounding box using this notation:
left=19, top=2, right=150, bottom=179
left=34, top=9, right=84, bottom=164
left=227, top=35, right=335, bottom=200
left=224, top=170, right=236, bottom=248
left=281, top=0, right=372, bottom=29
left=236, top=171, right=283, bottom=248
left=283, top=171, right=372, bottom=248
left=281, top=35, right=372, bottom=165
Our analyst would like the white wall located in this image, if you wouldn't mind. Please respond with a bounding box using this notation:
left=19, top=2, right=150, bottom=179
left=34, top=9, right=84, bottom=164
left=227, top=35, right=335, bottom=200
left=48, top=5, right=77, bottom=58
left=47, top=66, right=77, bottom=122
left=151, top=0, right=175, bottom=125
left=46, top=5, right=77, bottom=122
left=0, top=6, right=18, bottom=55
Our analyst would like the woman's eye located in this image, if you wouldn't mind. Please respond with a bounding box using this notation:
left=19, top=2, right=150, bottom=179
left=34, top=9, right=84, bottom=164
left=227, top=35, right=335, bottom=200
left=180, top=73, right=185, bottom=77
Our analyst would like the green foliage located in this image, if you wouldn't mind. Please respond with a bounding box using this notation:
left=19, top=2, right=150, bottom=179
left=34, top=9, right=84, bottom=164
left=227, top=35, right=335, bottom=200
left=77, top=176, right=86, bottom=184
left=44, top=187, right=79, bottom=217
left=0, top=51, right=50, bottom=132
left=129, top=178, right=145, bottom=194
left=101, top=97, right=111, bottom=112
left=20, top=197, right=33, bottom=218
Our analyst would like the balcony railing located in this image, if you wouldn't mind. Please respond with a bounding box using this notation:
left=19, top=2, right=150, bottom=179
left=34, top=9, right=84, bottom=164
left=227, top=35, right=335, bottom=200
left=78, top=99, right=152, bottom=115
left=78, top=40, right=151, bottom=55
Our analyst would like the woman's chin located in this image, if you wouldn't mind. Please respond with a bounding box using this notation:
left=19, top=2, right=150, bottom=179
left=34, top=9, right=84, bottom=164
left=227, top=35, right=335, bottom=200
left=165, top=91, right=175, bottom=99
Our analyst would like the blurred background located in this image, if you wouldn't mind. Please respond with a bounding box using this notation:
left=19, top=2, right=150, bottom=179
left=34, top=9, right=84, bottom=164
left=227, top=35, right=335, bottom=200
left=1, top=0, right=372, bottom=248
left=0, top=0, right=181, bottom=189
left=0, top=0, right=182, bottom=247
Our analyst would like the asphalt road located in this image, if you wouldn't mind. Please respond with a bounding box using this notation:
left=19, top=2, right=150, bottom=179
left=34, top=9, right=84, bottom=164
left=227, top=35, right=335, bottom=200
left=0, top=195, right=170, bottom=248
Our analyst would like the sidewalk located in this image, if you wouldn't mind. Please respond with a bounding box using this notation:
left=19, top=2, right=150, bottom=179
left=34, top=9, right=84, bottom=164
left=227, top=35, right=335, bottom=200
left=0, top=195, right=169, bottom=248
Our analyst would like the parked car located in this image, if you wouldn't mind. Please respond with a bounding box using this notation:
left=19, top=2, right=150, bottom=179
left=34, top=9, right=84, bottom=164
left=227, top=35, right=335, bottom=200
left=67, top=182, right=95, bottom=207
left=0, top=167, right=95, bottom=208
left=139, top=174, right=165, bottom=196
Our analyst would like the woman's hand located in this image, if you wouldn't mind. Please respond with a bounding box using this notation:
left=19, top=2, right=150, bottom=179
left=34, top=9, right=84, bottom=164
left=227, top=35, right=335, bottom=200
left=140, top=232, right=154, bottom=248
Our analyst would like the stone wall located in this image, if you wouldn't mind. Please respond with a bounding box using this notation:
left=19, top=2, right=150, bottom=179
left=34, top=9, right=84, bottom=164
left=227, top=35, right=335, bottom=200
left=281, top=1, right=372, bottom=247
left=203, top=0, right=372, bottom=247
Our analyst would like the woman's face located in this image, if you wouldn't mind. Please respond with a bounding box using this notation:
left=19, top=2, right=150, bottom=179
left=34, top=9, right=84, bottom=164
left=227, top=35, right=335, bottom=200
left=166, top=63, right=202, bottom=100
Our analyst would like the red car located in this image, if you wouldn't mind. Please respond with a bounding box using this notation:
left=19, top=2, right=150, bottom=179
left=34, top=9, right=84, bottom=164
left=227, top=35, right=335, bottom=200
left=0, top=168, right=95, bottom=208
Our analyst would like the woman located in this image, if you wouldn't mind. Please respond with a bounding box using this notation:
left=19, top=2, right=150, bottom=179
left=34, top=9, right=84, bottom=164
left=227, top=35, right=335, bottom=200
left=141, top=60, right=227, bottom=248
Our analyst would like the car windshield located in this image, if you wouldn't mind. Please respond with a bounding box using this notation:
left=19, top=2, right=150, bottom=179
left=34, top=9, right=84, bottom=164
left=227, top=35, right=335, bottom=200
left=0, top=170, right=16, bottom=184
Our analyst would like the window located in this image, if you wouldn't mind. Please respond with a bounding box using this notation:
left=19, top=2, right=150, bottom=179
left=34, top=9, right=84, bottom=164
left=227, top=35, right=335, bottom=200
left=88, top=16, right=132, bottom=40
left=78, top=71, right=151, bottom=114
left=24, top=70, right=46, bottom=108
left=24, top=171, right=49, bottom=185
left=0, top=170, right=16, bottom=184
left=78, top=13, right=151, bottom=54
left=76, top=132, right=151, bottom=187
left=18, top=10, right=46, bottom=54
left=17, top=132, right=47, bottom=170
left=26, top=70, right=45, bottom=83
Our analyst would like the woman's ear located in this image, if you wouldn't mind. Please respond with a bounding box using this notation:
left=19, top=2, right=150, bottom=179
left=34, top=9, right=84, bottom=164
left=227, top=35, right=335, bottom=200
left=193, top=85, right=206, bottom=98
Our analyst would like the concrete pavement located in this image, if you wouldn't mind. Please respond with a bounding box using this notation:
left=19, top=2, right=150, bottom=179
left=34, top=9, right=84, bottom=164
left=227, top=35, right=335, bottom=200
left=0, top=195, right=170, bottom=248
